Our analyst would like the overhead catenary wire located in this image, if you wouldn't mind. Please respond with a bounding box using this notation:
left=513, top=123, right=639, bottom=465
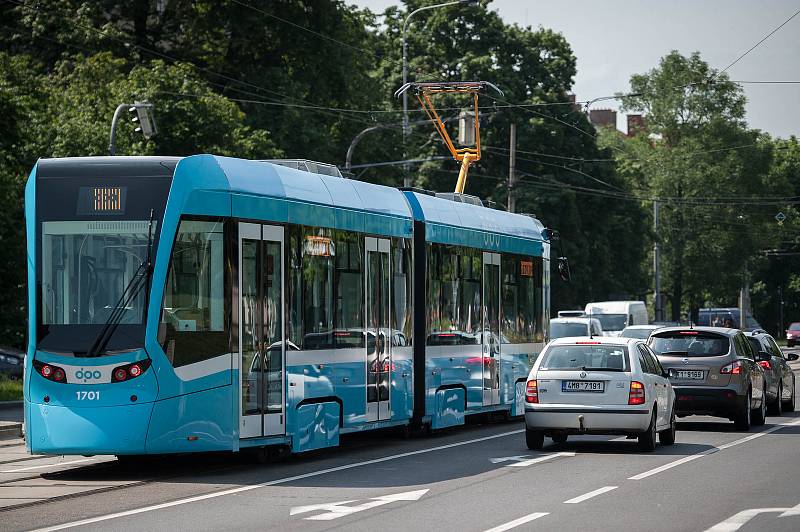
left=718, top=7, right=800, bottom=74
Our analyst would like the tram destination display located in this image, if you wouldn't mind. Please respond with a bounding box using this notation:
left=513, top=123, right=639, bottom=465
left=76, top=186, right=127, bottom=215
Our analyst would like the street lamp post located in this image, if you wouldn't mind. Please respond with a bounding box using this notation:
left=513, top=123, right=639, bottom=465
left=402, top=0, right=477, bottom=187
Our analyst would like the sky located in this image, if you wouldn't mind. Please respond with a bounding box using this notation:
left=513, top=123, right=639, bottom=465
left=347, top=0, right=800, bottom=138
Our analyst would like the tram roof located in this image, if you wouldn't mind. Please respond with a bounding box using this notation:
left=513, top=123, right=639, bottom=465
left=209, top=155, right=413, bottom=220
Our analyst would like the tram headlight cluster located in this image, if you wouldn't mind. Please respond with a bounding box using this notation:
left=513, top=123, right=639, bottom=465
left=33, top=360, right=66, bottom=383
left=110, top=359, right=152, bottom=383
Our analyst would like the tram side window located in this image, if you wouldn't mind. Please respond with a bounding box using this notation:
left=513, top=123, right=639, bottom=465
left=287, top=226, right=335, bottom=350
left=334, top=230, right=364, bottom=348
left=392, top=238, right=413, bottom=346
left=426, top=244, right=481, bottom=346
left=160, top=219, right=227, bottom=368
left=501, top=254, right=541, bottom=344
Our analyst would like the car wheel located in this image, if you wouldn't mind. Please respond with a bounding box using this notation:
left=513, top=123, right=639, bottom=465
left=783, top=377, right=796, bottom=412
left=525, top=428, right=544, bottom=450
left=753, top=385, right=767, bottom=426
left=771, top=384, right=783, bottom=416
left=551, top=433, right=568, bottom=445
left=734, top=391, right=752, bottom=431
left=659, top=408, right=676, bottom=445
left=638, top=410, right=657, bottom=452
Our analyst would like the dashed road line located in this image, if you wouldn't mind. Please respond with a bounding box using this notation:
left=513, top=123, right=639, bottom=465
left=629, top=418, right=800, bottom=480
left=483, top=511, right=549, bottom=532
left=563, top=486, right=618, bottom=504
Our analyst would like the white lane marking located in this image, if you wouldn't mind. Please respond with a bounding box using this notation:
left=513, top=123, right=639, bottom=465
left=290, top=489, right=428, bottom=521
left=705, top=506, right=796, bottom=532
left=483, top=512, right=549, bottom=532
left=32, top=429, right=523, bottom=532
left=508, top=452, right=575, bottom=467
left=489, top=452, right=575, bottom=467
left=0, top=458, right=99, bottom=473
left=563, top=485, right=618, bottom=504
left=629, top=418, right=800, bottom=480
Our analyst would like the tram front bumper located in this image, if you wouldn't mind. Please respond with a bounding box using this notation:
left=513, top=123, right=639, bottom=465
left=27, top=400, right=154, bottom=455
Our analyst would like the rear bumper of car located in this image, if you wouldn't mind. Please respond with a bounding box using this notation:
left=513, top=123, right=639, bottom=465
left=673, top=386, right=746, bottom=417
left=524, top=404, right=652, bottom=434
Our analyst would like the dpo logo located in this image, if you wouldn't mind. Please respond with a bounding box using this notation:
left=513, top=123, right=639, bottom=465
left=75, top=369, right=102, bottom=382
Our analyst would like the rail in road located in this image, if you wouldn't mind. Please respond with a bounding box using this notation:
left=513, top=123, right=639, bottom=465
left=2, top=360, right=800, bottom=531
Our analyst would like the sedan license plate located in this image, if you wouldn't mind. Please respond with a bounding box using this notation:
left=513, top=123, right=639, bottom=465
left=562, top=380, right=604, bottom=392
left=674, top=370, right=704, bottom=380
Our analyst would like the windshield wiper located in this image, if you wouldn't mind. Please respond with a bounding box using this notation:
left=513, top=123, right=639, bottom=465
left=85, top=210, right=155, bottom=358
left=581, top=366, right=624, bottom=372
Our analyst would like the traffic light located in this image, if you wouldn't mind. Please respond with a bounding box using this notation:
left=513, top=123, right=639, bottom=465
left=129, top=102, right=157, bottom=139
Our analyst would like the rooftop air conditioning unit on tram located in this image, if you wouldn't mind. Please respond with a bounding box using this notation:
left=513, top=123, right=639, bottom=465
left=260, top=159, right=343, bottom=178
left=435, top=192, right=483, bottom=207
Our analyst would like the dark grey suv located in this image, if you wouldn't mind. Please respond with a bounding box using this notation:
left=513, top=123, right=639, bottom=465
left=648, top=327, right=766, bottom=430
left=746, top=330, right=798, bottom=415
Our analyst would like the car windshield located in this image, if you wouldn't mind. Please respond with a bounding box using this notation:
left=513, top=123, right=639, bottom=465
left=540, top=344, right=629, bottom=371
left=591, top=313, right=628, bottom=332
left=649, top=332, right=730, bottom=357
left=620, top=328, right=654, bottom=339
left=550, top=322, right=588, bottom=339
left=41, top=220, right=154, bottom=326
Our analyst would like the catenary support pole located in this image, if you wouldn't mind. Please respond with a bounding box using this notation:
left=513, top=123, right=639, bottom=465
left=507, top=123, right=516, bottom=212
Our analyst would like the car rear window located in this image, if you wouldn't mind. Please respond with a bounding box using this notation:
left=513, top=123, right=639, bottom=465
left=649, top=331, right=730, bottom=357
left=540, top=344, right=629, bottom=371
left=550, top=322, right=588, bottom=339
left=790, top=323, right=800, bottom=331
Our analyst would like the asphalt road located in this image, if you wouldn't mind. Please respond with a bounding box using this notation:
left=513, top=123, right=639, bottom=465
left=2, top=365, right=800, bottom=531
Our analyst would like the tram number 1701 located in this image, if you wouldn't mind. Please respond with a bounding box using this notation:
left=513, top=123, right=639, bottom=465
left=76, top=391, right=100, bottom=401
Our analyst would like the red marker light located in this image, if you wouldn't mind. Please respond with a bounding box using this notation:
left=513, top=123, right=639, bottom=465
left=53, top=368, right=66, bottom=382
left=114, top=368, right=128, bottom=381
left=41, top=365, right=52, bottom=378
left=575, top=341, right=601, bottom=345
left=679, top=331, right=699, bottom=335
left=758, top=361, right=772, bottom=370
left=129, top=364, right=142, bottom=377
left=629, top=381, right=646, bottom=405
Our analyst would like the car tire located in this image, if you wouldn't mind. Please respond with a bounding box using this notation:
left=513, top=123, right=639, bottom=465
left=525, top=428, right=544, bottom=450
left=551, top=433, right=568, bottom=445
left=734, top=391, right=752, bottom=431
left=770, top=384, right=783, bottom=416
left=638, top=410, right=657, bottom=452
left=783, top=377, right=796, bottom=412
left=659, top=408, right=676, bottom=446
left=753, top=385, right=767, bottom=426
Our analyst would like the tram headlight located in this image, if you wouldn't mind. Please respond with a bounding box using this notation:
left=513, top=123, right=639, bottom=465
left=111, top=359, right=152, bottom=383
left=33, top=360, right=67, bottom=383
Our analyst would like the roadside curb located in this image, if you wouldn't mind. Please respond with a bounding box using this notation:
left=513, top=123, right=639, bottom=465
left=0, top=421, right=23, bottom=441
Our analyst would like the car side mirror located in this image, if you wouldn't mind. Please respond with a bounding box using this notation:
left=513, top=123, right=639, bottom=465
left=558, top=256, right=571, bottom=282
left=756, top=350, right=771, bottom=362
left=788, top=353, right=799, bottom=361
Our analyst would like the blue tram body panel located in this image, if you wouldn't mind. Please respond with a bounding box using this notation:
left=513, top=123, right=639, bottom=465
left=24, top=154, right=549, bottom=456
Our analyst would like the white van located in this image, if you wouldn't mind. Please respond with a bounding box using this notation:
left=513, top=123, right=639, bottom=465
left=584, top=301, right=648, bottom=337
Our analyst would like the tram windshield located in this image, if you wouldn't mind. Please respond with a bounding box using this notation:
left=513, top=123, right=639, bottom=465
left=41, top=220, right=154, bottom=327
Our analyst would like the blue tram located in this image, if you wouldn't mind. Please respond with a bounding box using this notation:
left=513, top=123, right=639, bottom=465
left=24, top=155, right=550, bottom=456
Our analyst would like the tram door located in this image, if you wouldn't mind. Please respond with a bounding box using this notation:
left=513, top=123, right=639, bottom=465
left=366, top=237, right=391, bottom=422
left=482, top=252, right=501, bottom=406
left=239, top=223, right=285, bottom=438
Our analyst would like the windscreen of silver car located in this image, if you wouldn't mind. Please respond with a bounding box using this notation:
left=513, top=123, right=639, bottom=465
left=550, top=322, right=588, bottom=339
left=649, top=332, right=730, bottom=357
left=540, top=345, right=629, bottom=371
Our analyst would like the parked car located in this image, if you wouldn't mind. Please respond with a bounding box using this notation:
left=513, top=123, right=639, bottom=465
left=745, top=331, right=797, bottom=414
left=648, top=327, right=766, bottom=430
left=584, top=301, right=648, bottom=337
left=524, top=336, right=676, bottom=451
left=0, top=346, right=23, bottom=380
left=549, top=317, right=603, bottom=340
left=620, top=325, right=664, bottom=340
left=786, top=322, right=800, bottom=347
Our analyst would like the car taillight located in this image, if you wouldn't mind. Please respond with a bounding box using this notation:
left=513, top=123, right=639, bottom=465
left=525, top=379, right=539, bottom=403
left=33, top=360, right=67, bottom=383
left=758, top=361, right=772, bottom=370
left=720, top=360, right=743, bottom=374
left=111, top=359, right=152, bottom=383
left=629, top=381, right=645, bottom=405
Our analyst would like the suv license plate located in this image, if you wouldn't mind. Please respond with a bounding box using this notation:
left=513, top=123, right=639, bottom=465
left=562, top=381, right=604, bottom=392
left=675, top=370, right=704, bottom=380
